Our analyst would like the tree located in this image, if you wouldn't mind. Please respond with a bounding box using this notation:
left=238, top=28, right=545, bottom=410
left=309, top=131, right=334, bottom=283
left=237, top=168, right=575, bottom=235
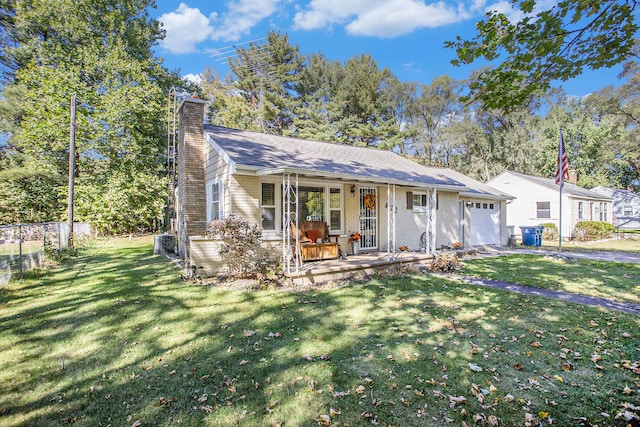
left=405, top=75, right=464, bottom=166
left=447, top=0, right=639, bottom=110
left=0, top=0, right=183, bottom=231
left=228, top=30, right=305, bottom=134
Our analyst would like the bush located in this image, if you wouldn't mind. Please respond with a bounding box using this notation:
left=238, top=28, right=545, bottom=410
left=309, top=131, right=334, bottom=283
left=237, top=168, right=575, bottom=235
left=431, top=252, right=461, bottom=273
left=539, top=222, right=558, bottom=240
left=572, top=221, right=615, bottom=241
left=206, top=216, right=266, bottom=277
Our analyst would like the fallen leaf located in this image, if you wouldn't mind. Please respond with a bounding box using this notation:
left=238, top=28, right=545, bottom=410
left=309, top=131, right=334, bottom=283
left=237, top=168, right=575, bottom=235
left=622, top=386, right=633, bottom=395
left=503, top=394, right=515, bottom=402
left=468, top=363, right=482, bottom=372
left=553, top=375, right=564, bottom=382
left=317, top=414, right=331, bottom=425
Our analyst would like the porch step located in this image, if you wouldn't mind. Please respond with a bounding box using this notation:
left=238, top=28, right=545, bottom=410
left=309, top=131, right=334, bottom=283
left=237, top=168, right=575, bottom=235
left=286, top=252, right=434, bottom=286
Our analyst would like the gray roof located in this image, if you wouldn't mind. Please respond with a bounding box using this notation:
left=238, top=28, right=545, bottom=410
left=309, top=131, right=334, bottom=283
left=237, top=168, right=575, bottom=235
left=505, top=171, right=612, bottom=201
left=204, top=125, right=511, bottom=200
left=592, top=186, right=640, bottom=202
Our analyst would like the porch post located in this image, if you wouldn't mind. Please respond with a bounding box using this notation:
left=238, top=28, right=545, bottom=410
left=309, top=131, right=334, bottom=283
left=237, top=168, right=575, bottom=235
left=424, top=187, right=437, bottom=255
left=282, top=173, right=300, bottom=275
left=386, top=184, right=397, bottom=259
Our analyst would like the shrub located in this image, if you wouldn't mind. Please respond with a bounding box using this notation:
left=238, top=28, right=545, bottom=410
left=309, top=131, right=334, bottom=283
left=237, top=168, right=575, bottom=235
left=572, top=221, right=615, bottom=241
left=539, top=222, right=558, bottom=240
left=431, top=252, right=461, bottom=273
left=206, top=216, right=267, bottom=277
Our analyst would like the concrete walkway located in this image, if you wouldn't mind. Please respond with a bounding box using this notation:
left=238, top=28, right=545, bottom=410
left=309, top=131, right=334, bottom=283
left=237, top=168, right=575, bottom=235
left=450, top=245, right=640, bottom=315
left=453, top=275, right=640, bottom=315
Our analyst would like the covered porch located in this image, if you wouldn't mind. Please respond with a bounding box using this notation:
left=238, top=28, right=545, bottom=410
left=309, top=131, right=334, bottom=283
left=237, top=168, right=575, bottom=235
left=261, top=169, right=449, bottom=278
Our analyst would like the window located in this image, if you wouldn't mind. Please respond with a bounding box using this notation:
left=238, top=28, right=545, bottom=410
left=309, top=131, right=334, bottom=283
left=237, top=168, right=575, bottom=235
left=489, top=203, right=495, bottom=210
left=600, top=203, right=607, bottom=222
left=207, top=178, right=224, bottom=221
left=413, top=193, right=428, bottom=212
left=261, top=183, right=276, bottom=230
left=578, top=202, right=585, bottom=219
left=298, top=186, right=325, bottom=221
left=261, top=182, right=344, bottom=235
left=536, top=201, right=551, bottom=219
left=329, top=188, right=342, bottom=231
left=410, top=192, right=438, bottom=212
left=623, top=205, right=633, bottom=216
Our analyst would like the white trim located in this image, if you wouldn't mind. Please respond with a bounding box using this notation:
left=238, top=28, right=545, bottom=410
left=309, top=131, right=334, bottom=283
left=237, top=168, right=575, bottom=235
left=206, top=178, right=224, bottom=222
left=204, top=133, right=237, bottom=174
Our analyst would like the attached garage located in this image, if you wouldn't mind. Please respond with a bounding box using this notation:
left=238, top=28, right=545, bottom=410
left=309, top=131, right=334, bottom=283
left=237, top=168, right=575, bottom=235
left=469, top=200, right=500, bottom=245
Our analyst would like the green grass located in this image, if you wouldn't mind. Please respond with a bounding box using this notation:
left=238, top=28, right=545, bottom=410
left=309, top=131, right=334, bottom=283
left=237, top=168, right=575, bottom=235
left=460, top=254, right=640, bottom=304
left=536, top=234, right=640, bottom=253
left=1, top=237, right=639, bottom=426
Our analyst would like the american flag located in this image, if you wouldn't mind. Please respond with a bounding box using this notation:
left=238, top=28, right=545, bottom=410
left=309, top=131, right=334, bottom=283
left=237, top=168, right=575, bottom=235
left=555, top=128, right=569, bottom=187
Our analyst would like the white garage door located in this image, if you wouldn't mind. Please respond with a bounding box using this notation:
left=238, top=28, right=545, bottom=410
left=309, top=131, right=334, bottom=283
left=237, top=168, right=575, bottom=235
left=470, top=201, right=500, bottom=245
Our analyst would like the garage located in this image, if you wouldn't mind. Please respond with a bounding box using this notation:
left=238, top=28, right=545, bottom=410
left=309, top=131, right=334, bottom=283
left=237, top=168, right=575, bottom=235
left=469, top=201, right=500, bottom=245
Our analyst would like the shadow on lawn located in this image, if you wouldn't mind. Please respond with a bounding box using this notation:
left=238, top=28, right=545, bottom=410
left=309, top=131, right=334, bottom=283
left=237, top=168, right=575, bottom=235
left=0, top=241, right=636, bottom=426
left=460, top=254, right=640, bottom=304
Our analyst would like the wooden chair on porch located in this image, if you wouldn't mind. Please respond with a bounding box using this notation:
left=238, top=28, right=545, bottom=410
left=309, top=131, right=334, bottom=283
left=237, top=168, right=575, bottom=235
left=289, top=220, right=339, bottom=262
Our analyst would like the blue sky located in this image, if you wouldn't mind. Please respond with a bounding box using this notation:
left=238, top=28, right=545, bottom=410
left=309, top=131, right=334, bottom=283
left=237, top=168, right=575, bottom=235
left=151, top=0, right=629, bottom=98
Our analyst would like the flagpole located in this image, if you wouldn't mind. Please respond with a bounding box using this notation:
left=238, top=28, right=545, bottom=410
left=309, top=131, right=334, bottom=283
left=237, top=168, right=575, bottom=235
left=558, top=182, right=563, bottom=254
left=556, top=127, right=568, bottom=255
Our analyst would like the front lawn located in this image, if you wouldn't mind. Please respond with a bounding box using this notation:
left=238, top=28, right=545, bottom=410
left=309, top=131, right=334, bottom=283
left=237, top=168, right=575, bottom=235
left=538, top=234, right=640, bottom=253
left=460, top=254, right=640, bottom=305
left=1, top=237, right=638, bottom=426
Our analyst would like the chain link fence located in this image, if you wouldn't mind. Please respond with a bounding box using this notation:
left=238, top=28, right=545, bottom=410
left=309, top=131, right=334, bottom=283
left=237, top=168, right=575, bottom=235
left=0, top=222, right=91, bottom=284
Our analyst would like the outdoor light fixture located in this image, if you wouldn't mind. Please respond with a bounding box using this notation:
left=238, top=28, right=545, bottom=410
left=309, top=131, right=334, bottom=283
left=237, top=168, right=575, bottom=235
left=351, top=184, right=356, bottom=194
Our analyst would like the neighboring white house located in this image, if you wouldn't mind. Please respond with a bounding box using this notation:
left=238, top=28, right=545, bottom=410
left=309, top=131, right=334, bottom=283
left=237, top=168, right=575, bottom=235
left=592, top=186, right=640, bottom=230
left=175, top=97, right=514, bottom=273
left=488, top=171, right=613, bottom=239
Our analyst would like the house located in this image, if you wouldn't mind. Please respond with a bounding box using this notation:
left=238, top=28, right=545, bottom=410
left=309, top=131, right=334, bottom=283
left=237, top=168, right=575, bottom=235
left=175, top=98, right=513, bottom=273
left=488, top=171, right=613, bottom=239
left=591, top=186, right=640, bottom=230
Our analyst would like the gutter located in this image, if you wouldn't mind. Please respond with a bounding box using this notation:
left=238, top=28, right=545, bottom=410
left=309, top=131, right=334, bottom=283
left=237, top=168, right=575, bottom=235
left=250, top=166, right=469, bottom=192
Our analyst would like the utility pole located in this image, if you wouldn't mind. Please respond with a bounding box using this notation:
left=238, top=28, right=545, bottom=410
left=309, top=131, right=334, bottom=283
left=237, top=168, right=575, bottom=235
left=67, top=94, right=76, bottom=248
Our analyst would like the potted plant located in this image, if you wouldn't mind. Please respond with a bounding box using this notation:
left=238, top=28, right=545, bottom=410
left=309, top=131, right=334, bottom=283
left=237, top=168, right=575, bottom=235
left=349, top=232, right=362, bottom=255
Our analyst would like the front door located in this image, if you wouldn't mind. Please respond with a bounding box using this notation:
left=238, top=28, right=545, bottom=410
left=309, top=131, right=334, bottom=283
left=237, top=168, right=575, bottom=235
left=359, top=187, right=378, bottom=250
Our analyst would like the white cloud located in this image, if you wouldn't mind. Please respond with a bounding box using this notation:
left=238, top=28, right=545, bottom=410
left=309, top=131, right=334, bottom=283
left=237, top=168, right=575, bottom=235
left=293, top=0, right=465, bottom=38
left=346, top=0, right=462, bottom=37
left=158, top=3, right=215, bottom=54
left=182, top=73, right=202, bottom=84
left=484, top=0, right=524, bottom=22
left=211, top=0, right=281, bottom=41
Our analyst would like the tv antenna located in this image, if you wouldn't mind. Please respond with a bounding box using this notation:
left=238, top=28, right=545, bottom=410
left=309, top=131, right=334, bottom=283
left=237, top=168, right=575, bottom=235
left=207, top=37, right=276, bottom=130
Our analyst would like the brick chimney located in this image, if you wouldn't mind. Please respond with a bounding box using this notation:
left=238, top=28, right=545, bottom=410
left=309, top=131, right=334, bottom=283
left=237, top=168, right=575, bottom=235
left=176, top=97, right=207, bottom=259
left=568, top=170, right=578, bottom=185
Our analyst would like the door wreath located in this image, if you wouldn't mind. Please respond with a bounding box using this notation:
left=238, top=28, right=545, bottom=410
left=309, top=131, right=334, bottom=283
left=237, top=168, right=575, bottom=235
left=363, top=193, right=376, bottom=210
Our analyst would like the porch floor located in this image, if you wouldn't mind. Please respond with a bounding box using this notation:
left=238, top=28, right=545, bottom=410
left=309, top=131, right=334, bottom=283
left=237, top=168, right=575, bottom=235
left=285, top=250, right=434, bottom=286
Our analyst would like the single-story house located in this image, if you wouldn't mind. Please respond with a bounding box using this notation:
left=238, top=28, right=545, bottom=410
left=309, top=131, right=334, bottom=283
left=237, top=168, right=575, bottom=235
left=488, top=171, right=613, bottom=239
left=175, top=98, right=513, bottom=273
left=591, top=186, right=640, bottom=230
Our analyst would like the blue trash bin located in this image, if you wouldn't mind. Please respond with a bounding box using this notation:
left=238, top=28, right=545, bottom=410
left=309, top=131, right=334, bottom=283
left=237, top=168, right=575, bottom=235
left=520, top=226, right=537, bottom=246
